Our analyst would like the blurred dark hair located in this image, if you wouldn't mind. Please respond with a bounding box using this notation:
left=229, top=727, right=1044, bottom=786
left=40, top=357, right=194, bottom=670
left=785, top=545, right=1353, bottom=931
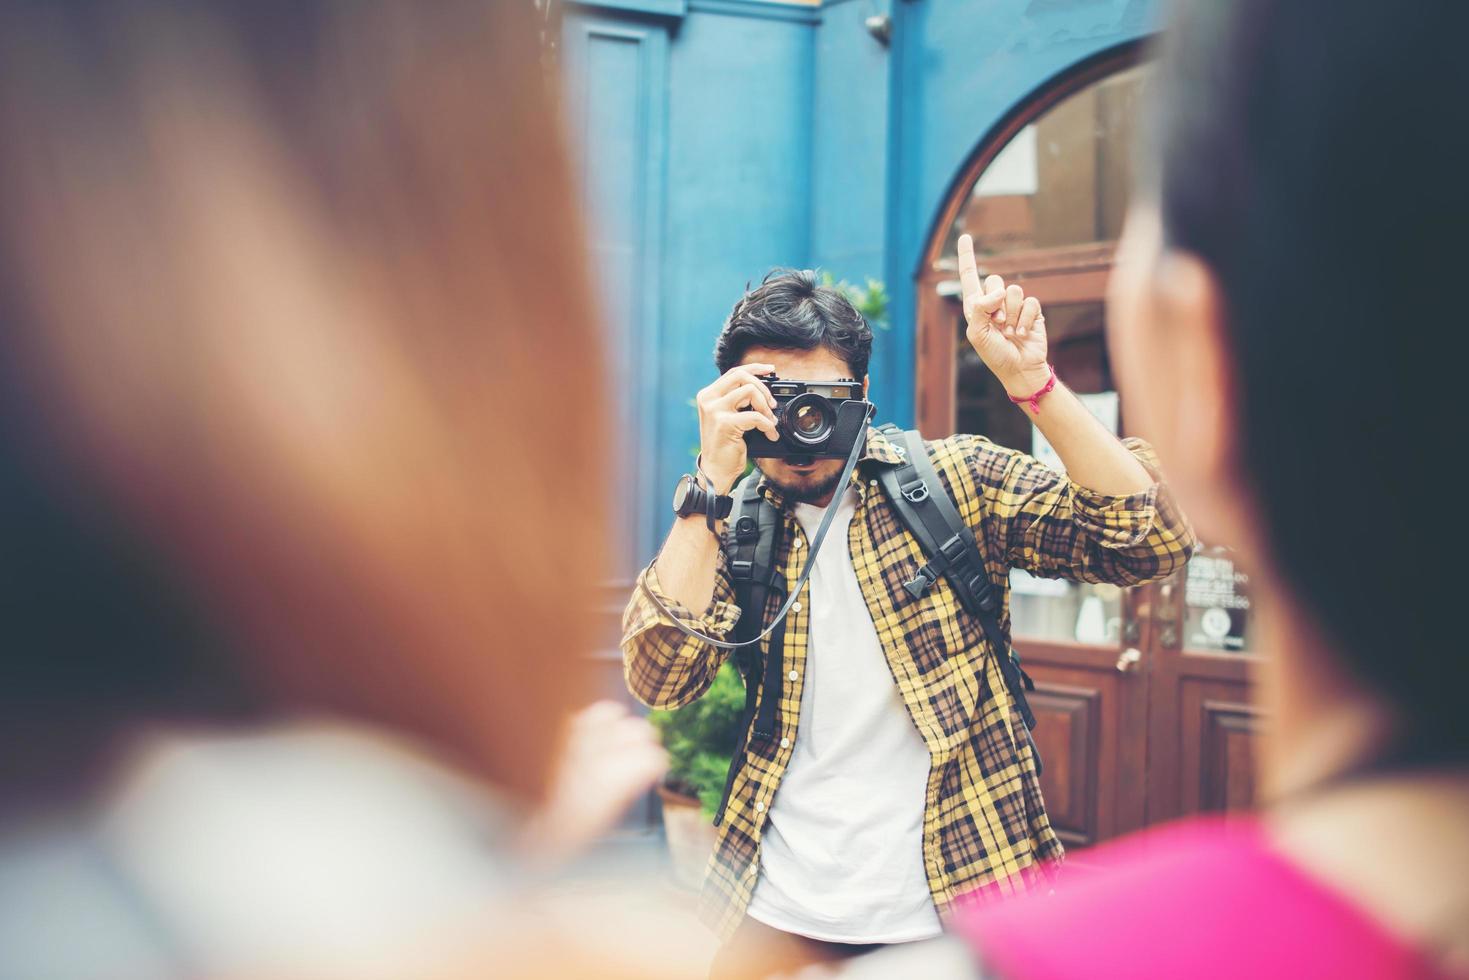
left=715, top=269, right=873, bottom=381
left=1150, top=0, right=1465, bottom=761
left=0, top=395, right=262, bottom=802
left=0, top=0, right=606, bottom=809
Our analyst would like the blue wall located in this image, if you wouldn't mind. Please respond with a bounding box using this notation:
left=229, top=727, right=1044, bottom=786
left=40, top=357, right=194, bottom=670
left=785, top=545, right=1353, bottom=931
left=658, top=6, right=817, bottom=574
left=808, top=0, right=891, bottom=285
left=564, top=0, right=1159, bottom=578
left=565, top=1, right=819, bottom=578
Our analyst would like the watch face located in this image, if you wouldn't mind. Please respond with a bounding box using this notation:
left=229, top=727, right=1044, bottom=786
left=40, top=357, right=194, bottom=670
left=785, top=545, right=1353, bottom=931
left=672, top=475, right=695, bottom=515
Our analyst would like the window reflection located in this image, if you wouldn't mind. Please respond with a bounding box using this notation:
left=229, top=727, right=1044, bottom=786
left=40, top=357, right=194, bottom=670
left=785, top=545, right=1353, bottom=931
left=944, top=62, right=1151, bottom=648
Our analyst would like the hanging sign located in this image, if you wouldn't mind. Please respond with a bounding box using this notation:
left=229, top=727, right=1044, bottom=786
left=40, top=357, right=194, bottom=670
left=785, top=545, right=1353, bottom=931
left=1185, top=549, right=1252, bottom=651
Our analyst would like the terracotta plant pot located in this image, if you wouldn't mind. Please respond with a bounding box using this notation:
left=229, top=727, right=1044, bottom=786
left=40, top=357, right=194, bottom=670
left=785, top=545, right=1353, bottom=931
left=657, top=784, right=717, bottom=890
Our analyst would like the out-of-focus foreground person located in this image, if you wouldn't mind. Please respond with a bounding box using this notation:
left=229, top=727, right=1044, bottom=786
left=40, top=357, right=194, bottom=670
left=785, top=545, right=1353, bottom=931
left=838, top=1, right=1467, bottom=978
left=0, top=2, right=669, bottom=977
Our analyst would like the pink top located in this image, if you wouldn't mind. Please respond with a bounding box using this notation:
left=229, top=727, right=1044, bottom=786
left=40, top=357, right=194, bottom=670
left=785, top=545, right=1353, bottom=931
left=955, top=817, right=1449, bottom=980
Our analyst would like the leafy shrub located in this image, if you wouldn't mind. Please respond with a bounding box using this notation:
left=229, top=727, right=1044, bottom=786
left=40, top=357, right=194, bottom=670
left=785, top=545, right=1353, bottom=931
left=818, top=271, right=889, bottom=330
left=650, top=662, right=746, bottom=819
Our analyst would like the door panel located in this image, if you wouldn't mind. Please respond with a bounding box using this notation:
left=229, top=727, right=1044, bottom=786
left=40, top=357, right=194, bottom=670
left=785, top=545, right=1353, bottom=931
left=1194, top=694, right=1261, bottom=813
left=1028, top=682, right=1098, bottom=843
left=1018, top=579, right=1151, bottom=846
left=1025, top=663, right=1110, bottom=847
left=1145, top=557, right=1264, bottom=825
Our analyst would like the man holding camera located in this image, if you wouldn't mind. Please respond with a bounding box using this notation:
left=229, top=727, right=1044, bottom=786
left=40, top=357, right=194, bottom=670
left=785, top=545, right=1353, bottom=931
left=622, top=236, right=1194, bottom=971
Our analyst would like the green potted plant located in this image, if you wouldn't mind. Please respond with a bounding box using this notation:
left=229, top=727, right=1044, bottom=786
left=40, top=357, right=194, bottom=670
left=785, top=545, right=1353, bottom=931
left=649, top=662, right=744, bottom=888
left=818, top=271, right=890, bottom=330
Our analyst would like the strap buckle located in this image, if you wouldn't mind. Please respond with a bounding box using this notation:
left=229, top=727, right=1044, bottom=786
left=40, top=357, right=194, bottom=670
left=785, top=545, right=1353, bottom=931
left=965, top=574, right=999, bottom=614
left=903, top=566, right=938, bottom=599
left=734, top=515, right=759, bottom=542
left=977, top=583, right=1000, bottom=615
left=901, top=479, right=930, bottom=503
left=939, top=533, right=969, bottom=563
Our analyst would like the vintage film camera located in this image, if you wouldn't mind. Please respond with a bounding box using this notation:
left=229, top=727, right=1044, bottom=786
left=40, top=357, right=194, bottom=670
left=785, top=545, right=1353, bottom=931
left=744, top=374, right=874, bottom=462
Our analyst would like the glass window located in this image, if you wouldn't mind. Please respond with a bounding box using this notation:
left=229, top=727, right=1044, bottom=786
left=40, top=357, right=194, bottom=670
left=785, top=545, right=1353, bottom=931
left=944, top=62, right=1149, bottom=261
left=1182, top=544, right=1255, bottom=654
left=1010, top=572, right=1123, bottom=646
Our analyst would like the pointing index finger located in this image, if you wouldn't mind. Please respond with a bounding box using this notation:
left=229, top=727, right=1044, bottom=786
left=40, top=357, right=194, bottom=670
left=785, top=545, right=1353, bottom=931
left=957, top=233, right=984, bottom=302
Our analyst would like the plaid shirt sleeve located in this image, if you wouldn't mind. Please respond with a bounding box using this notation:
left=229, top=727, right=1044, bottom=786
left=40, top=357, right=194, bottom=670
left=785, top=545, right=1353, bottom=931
left=956, top=435, right=1196, bottom=586
left=620, top=551, right=742, bottom=710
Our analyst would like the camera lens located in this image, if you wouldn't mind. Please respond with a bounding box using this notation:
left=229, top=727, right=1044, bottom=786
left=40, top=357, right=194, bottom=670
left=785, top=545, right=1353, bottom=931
left=793, top=405, right=825, bottom=436
left=784, top=393, right=833, bottom=445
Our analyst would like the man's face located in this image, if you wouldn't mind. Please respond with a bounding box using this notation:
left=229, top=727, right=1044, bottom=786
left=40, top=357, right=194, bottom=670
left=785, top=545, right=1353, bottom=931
left=740, top=345, right=866, bottom=506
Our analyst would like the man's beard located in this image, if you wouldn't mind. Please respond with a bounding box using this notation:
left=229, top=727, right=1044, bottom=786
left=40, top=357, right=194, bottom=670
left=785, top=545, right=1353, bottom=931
left=762, top=466, right=846, bottom=505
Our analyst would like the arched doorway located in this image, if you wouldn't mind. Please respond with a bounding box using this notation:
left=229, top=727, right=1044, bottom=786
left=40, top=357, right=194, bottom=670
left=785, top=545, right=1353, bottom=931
left=915, top=44, right=1262, bottom=849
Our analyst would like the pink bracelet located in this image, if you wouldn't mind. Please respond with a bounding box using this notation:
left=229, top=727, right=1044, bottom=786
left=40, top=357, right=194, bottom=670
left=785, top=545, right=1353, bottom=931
left=1007, top=364, right=1057, bottom=415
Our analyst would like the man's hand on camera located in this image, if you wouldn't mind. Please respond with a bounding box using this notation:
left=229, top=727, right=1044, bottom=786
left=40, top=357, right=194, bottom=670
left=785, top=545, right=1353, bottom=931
left=957, top=233, right=1052, bottom=399
left=695, top=363, right=780, bottom=495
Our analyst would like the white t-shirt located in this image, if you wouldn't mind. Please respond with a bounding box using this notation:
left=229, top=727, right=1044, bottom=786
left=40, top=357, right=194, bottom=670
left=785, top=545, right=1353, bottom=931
left=745, top=487, right=941, bottom=943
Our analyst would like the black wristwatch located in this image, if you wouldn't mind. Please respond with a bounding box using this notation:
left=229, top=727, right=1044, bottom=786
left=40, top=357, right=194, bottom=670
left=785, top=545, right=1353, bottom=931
left=673, top=474, right=733, bottom=532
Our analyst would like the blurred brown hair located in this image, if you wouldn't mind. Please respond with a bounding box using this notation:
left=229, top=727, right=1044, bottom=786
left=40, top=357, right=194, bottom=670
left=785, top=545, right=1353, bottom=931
left=0, top=1, right=603, bottom=804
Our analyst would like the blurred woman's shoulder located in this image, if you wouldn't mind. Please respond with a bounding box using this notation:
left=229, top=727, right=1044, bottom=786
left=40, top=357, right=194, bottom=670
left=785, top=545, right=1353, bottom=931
left=0, top=723, right=519, bottom=980
left=954, top=816, right=1451, bottom=980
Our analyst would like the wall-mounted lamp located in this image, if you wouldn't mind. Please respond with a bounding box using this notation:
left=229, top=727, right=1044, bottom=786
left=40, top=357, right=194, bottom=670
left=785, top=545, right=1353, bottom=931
left=865, top=14, right=892, bottom=46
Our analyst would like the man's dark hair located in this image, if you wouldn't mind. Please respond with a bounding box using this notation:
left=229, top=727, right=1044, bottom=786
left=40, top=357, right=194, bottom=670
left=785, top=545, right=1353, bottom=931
left=1151, top=0, right=1464, bottom=761
left=714, top=269, right=873, bottom=381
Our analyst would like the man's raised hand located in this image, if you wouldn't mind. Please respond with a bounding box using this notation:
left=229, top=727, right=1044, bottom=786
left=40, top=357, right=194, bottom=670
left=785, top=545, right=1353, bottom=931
left=695, top=363, right=780, bottom=495
left=957, top=233, right=1051, bottom=398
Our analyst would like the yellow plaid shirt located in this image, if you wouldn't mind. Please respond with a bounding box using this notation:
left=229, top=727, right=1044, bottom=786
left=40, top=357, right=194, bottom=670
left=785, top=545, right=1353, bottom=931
left=622, top=428, right=1195, bottom=939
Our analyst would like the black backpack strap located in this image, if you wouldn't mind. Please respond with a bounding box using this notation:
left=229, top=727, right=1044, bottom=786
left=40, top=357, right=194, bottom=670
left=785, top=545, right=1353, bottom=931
left=725, top=476, right=777, bottom=646
left=876, top=431, right=1039, bottom=738
left=876, top=431, right=1000, bottom=619
left=714, top=474, right=785, bottom=825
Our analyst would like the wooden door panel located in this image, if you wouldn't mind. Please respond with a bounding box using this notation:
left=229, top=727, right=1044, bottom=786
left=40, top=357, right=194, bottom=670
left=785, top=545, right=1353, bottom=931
left=1019, top=638, right=1145, bottom=848
left=1028, top=679, right=1102, bottom=846
left=1182, top=685, right=1263, bottom=816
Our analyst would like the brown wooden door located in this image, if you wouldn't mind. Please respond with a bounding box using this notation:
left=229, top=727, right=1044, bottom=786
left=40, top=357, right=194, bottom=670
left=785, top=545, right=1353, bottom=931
left=1023, top=561, right=1264, bottom=850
